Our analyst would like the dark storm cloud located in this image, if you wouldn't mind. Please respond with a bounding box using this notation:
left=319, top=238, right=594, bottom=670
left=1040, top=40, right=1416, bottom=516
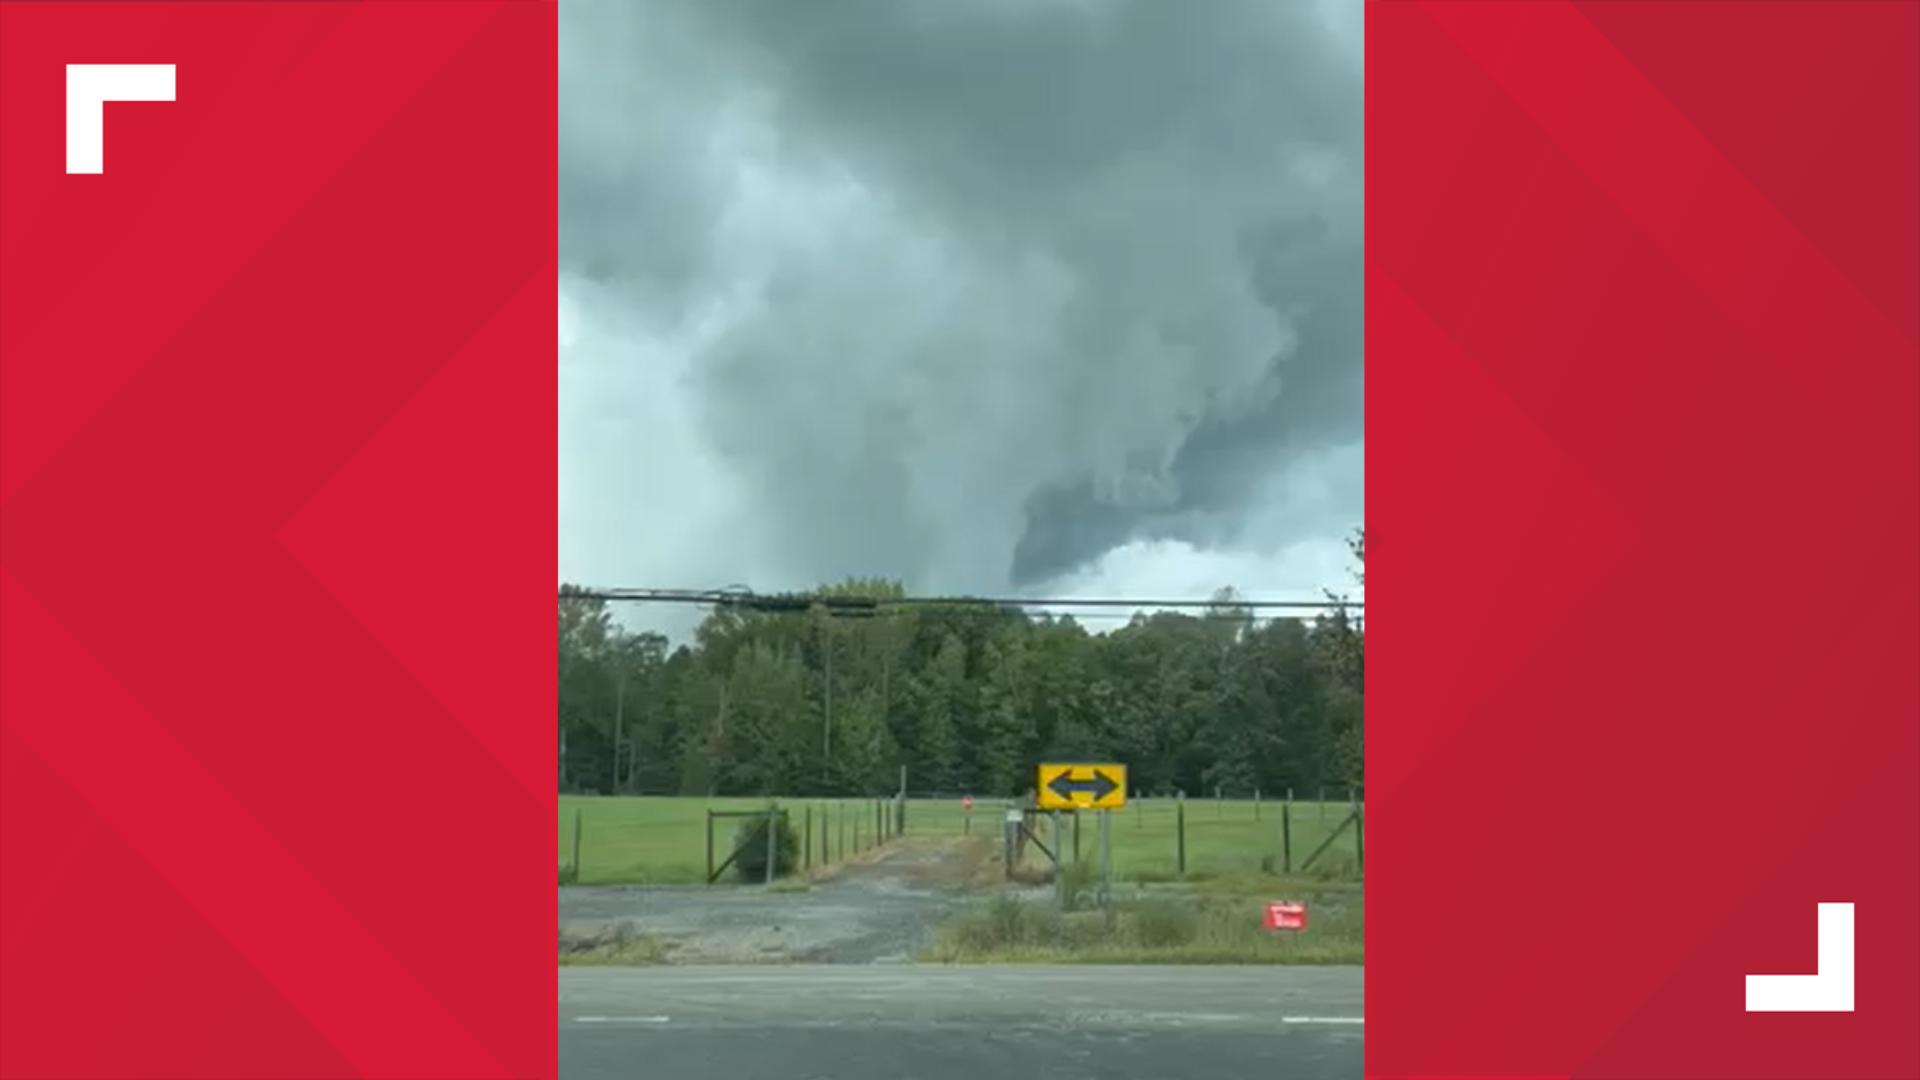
left=560, top=0, right=1362, bottom=596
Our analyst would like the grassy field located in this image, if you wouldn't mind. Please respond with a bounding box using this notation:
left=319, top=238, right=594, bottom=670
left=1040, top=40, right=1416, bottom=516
left=559, top=794, right=1363, bottom=886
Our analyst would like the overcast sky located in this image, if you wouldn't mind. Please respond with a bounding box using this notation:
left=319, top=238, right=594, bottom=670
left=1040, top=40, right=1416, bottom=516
left=560, top=0, right=1363, bottom=640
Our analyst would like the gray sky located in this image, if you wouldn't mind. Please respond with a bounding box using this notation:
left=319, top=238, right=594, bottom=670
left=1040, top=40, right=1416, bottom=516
left=560, top=0, right=1363, bottom=639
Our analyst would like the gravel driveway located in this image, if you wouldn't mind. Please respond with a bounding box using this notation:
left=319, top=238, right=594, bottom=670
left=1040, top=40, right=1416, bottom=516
left=560, top=836, right=1003, bottom=964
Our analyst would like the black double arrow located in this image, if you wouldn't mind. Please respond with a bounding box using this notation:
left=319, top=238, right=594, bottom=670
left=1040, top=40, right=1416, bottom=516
left=1047, top=768, right=1120, bottom=803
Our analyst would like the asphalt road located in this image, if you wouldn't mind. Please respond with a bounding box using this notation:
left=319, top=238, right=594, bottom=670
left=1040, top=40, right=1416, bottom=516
left=559, top=965, right=1363, bottom=1080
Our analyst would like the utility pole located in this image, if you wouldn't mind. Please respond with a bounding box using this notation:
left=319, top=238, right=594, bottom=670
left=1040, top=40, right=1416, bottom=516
left=822, top=619, right=834, bottom=783
left=612, top=673, right=625, bottom=793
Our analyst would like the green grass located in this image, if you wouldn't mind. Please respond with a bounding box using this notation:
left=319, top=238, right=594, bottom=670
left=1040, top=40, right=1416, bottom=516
left=559, top=794, right=1362, bottom=886
left=557, top=795, right=904, bottom=884
left=921, top=877, right=1364, bottom=965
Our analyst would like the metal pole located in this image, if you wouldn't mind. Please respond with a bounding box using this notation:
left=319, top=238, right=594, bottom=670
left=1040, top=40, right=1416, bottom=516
left=1053, top=811, right=1067, bottom=910
left=1100, top=808, right=1112, bottom=927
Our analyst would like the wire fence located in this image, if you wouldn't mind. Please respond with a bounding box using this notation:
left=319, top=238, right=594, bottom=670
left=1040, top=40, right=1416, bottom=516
left=558, top=790, right=1361, bottom=886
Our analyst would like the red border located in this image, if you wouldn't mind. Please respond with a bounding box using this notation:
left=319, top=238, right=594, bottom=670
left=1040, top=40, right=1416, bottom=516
left=1369, top=3, right=1918, bottom=1077
left=1, top=4, right=556, bottom=1077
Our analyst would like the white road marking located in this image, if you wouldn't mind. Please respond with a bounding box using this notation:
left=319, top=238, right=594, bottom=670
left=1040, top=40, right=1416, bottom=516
left=575, top=1016, right=671, bottom=1024
left=1280, top=1016, right=1364, bottom=1025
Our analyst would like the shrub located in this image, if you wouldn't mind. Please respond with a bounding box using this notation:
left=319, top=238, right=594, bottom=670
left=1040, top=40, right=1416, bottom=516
left=1130, top=898, right=1199, bottom=947
left=732, top=809, right=799, bottom=882
left=1060, top=859, right=1099, bottom=911
left=988, top=893, right=1030, bottom=944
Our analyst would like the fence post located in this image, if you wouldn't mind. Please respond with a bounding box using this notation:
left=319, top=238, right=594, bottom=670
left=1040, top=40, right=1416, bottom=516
left=1003, top=808, right=1016, bottom=880
left=804, top=804, right=812, bottom=870
left=838, top=801, right=845, bottom=859
left=704, top=809, right=713, bottom=885
left=764, top=806, right=777, bottom=886
left=572, top=808, right=583, bottom=882
left=1176, top=794, right=1187, bottom=878
left=1281, top=799, right=1292, bottom=873
left=1354, top=798, right=1364, bottom=873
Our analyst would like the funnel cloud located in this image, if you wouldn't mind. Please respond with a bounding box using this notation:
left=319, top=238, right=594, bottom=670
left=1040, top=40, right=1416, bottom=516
left=561, top=0, right=1363, bottom=632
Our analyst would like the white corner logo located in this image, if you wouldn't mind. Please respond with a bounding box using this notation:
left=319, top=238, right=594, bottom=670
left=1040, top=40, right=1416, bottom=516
left=66, top=64, right=175, bottom=174
left=1745, top=902, right=1854, bottom=1013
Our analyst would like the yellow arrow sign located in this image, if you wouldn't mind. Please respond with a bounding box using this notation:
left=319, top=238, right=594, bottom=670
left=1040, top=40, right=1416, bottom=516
left=1036, top=763, right=1127, bottom=810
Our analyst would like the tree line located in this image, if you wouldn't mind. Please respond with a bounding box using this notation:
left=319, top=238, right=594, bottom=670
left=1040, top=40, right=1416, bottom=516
left=560, top=536, right=1362, bottom=800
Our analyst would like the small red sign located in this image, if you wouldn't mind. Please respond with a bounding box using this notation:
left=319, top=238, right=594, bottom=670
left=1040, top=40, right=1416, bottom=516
left=1265, top=901, right=1308, bottom=931
left=962, top=795, right=975, bottom=811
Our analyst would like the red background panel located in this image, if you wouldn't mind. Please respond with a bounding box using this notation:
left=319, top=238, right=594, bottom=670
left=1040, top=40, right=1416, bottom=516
left=1369, top=2, right=1918, bottom=1079
left=1, top=3, right=555, bottom=1078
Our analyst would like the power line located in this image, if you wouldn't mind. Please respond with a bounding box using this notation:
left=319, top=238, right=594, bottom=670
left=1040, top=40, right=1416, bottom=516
left=562, top=585, right=1361, bottom=615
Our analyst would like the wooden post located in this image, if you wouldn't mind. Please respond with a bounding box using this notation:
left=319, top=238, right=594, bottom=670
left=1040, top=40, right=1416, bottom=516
left=804, top=804, right=813, bottom=870
left=1176, top=795, right=1187, bottom=877
left=1354, top=799, right=1364, bottom=873
left=838, top=801, right=845, bottom=859
left=764, top=807, right=776, bottom=886
left=1281, top=799, right=1292, bottom=873
left=704, top=809, right=713, bottom=885
left=1003, top=809, right=1016, bottom=879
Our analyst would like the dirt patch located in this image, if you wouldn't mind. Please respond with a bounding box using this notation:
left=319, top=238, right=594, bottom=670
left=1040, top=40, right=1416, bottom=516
left=559, top=835, right=995, bottom=964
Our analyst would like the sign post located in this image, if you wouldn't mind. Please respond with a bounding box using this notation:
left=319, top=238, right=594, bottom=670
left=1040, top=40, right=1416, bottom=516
left=1099, top=807, right=1113, bottom=927
left=1052, top=811, right=1066, bottom=910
